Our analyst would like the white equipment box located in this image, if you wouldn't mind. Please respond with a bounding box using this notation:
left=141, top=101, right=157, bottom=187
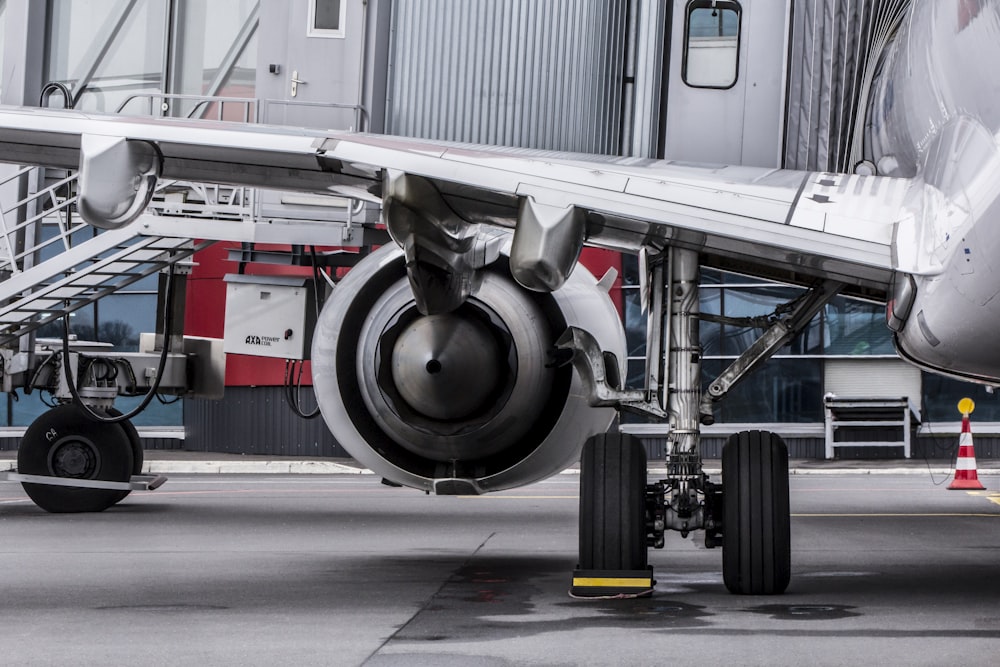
left=223, top=274, right=316, bottom=360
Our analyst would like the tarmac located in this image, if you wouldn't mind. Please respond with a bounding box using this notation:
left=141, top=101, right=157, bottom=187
left=2, top=449, right=999, bottom=476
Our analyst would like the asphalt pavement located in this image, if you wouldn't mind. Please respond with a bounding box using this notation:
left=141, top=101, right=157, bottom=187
left=3, top=449, right=1000, bottom=476
left=3, top=473, right=1000, bottom=665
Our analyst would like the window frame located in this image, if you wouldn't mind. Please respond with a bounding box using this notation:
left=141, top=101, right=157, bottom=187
left=681, top=0, right=743, bottom=90
left=307, top=0, right=347, bottom=39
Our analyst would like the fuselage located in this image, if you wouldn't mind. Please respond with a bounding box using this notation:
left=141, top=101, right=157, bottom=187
left=869, top=0, right=1000, bottom=383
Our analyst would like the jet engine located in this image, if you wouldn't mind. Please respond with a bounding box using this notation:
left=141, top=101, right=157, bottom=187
left=311, top=243, right=625, bottom=495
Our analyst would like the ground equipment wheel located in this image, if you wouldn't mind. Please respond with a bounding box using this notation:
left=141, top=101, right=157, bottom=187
left=579, top=432, right=647, bottom=570
left=722, top=430, right=791, bottom=594
left=105, top=407, right=144, bottom=504
left=17, top=404, right=134, bottom=513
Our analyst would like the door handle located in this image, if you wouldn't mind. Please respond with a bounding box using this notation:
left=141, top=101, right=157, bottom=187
left=291, top=70, right=307, bottom=97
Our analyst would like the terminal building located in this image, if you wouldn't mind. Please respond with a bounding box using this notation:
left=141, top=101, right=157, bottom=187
left=0, top=0, right=995, bottom=460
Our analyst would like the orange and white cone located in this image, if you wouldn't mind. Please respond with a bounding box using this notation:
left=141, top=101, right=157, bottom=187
left=949, top=414, right=985, bottom=490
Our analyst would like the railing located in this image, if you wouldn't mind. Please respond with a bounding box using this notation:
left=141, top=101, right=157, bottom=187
left=0, top=166, right=86, bottom=276
left=115, top=93, right=258, bottom=123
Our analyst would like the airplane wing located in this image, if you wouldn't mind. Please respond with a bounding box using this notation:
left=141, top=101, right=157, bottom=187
left=0, top=105, right=911, bottom=297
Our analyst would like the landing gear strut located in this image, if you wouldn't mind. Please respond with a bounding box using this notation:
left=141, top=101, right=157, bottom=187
left=566, top=246, right=836, bottom=597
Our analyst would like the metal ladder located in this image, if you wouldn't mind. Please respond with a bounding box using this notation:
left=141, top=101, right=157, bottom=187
left=0, top=165, right=212, bottom=347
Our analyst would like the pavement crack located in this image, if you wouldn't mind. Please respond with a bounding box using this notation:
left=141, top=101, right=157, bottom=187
left=362, top=531, right=497, bottom=664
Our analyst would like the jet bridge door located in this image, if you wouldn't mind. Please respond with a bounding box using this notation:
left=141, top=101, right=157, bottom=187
left=662, top=0, right=791, bottom=168
left=255, top=0, right=373, bottom=223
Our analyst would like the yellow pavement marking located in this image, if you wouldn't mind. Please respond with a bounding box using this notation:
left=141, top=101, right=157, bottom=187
left=964, top=491, right=1000, bottom=506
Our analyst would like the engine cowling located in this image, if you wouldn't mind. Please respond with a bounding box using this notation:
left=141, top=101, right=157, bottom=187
left=311, top=243, right=625, bottom=494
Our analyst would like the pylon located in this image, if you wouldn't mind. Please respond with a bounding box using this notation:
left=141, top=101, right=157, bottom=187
left=949, top=414, right=985, bottom=490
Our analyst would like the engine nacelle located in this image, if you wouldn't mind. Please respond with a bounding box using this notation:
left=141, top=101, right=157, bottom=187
left=311, top=244, right=625, bottom=494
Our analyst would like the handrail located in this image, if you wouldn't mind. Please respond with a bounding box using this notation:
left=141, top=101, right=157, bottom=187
left=261, top=98, right=370, bottom=132
left=115, top=93, right=259, bottom=123
left=39, top=82, right=75, bottom=109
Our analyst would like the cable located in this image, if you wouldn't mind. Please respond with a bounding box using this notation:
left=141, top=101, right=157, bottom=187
left=919, top=419, right=960, bottom=487
left=155, top=393, right=182, bottom=405
left=283, top=358, right=321, bottom=419
left=59, top=264, right=177, bottom=423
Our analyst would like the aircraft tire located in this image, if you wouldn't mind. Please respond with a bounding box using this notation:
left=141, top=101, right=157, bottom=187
left=104, top=408, right=144, bottom=504
left=17, top=404, right=134, bottom=513
left=578, top=432, right=647, bottom=570
left=722, top=430, right=791, bottom=594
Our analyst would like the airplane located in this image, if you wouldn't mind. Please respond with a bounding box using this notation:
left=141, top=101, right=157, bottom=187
left=0, top=0, right=996, bottom=597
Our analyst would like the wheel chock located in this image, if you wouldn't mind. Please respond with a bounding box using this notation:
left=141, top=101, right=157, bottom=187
left=570, top=568, right=655, bottom=599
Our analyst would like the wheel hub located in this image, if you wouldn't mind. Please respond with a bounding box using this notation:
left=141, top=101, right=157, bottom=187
left=49, top=438, right=99, bottom=478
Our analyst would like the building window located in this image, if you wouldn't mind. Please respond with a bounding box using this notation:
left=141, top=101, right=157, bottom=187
left=46, top=0, right=169, bottom=113
left=308, top=0, right=346, bottom=38
left=621, top=255, right=900, bottom=425
left=683, top=0, right=742, bottom=89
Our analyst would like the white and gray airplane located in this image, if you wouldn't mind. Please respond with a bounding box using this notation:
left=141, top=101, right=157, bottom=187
left=0, top=1, right=996, bottom=596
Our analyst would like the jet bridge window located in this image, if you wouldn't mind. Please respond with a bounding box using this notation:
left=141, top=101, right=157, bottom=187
left=683, top=0, right=742, bottom=89
left=308, top=0, right=346, bottom=38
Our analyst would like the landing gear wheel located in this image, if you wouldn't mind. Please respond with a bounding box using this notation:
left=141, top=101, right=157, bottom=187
left=106, top=407, right=144, bottom=504
left=722, top=430, right=791, bottom=594
left=579, top=433, right=647, bottom=570
left=17, top=404, right=134, bottom=513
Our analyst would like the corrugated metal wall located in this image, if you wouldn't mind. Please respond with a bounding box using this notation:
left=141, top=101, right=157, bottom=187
left=783, top=0, right=910, bottom=172
left=386, top=0, right=628, bottom=154
left=184, top=388, right=348, bottom=457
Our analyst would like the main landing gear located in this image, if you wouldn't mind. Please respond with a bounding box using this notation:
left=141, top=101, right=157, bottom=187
left=565, top=247, right=831, bottom=598
left=573, top=430, right=790, bottom=597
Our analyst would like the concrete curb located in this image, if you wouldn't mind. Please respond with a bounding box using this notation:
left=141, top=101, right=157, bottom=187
left=2, top=458, right=998, bottom=477
left=139, top=460, right=375, bottom=475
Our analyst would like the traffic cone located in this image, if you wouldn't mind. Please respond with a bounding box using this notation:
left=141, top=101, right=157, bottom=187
left=949, top=414, right=985, bottom=490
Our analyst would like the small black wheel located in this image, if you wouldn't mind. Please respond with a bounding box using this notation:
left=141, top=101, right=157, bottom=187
left=17, top=404, right=134, bottom=513
left=579, top=432, right=647, bottom=570
left=722, top=430, right=791, bottom=595
left=105, top=407, right=144, bottom=504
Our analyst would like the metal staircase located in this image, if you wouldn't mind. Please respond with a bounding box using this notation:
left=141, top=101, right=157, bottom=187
left=0, top=165, right=212, bottom=347
left=0, top=91, right=374, bottom=353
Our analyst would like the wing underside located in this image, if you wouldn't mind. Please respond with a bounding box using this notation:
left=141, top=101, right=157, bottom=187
left=0, top=106, right=909, bottom=297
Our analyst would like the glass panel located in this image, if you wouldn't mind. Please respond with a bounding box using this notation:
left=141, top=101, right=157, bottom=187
left=823, top=296, right=895, bottom=355
left=172, top=0, right=259, bottom=120
left=34, top=304, right=97, bottom=342
left=47, top=0, right=168, bottom=113
left=309, top=0, right=345, bottom=37
left=622, top=254, right=640, bottom=286
left=703, top=358, right=822, bottom=423
left=700, top=287, right=722, bottom=356
left=623, top=288, right=646, bottom=360
left=96, top=294, right=157, bottom=350
left=684, top=3, right=740, bottom=88
left=922, top=374, right=1000, bottom=422
left=0, top=1, right=6, bottom=100
left=314, top=0, right=342, bottom=30
left=37, top=221, right=97, bottom=263
left=721, top=285, right=815, bottom=356
left=701, top=268, right=723, bottom=284
left=626, top=359, right=646, bottom=391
